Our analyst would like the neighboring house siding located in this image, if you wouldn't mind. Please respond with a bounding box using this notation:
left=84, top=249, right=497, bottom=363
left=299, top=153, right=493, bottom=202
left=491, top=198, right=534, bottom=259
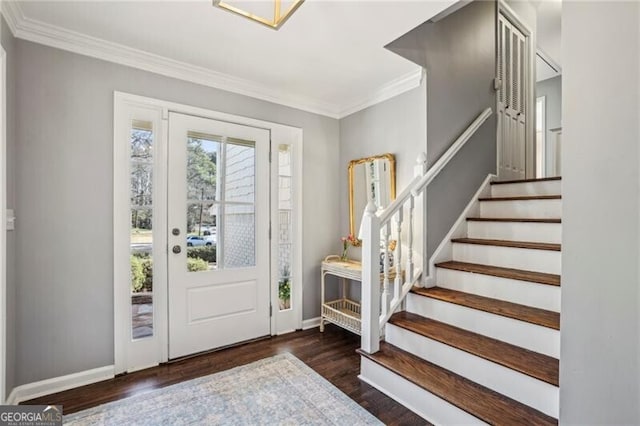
left=223, top=142, right=256, bottom=268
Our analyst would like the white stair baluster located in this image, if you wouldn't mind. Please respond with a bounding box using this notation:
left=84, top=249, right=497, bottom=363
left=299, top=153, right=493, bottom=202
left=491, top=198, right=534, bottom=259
left=394, top=208, right=403, bottom=304
left=406, top=194, right=415, bottom=284
left=381, top=221, right=391, bottom=318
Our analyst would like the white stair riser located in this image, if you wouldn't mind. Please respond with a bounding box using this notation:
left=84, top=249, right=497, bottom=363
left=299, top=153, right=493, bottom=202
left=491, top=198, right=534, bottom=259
left=359, top=357, right=487, bottom=425
left=452, top=243, right=561, bottom=274
left=467, top=221, right=562, bottom=244
left=406, top=293, right=560, bottom=358
left=436, top=268, right=561, bottom=312
left=491, top=180, right=561, bottom=197
left=479, top=199, right=561, bottom=219
left=386, top=324, right=559, bottom=418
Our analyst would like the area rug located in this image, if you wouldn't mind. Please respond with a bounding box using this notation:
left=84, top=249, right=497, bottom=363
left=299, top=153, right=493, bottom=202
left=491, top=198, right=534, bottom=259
left=64, top=353, right=382, bottom=425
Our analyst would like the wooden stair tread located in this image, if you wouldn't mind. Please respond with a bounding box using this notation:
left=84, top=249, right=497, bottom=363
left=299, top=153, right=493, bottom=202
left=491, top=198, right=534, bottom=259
left=491, top=176, right=562, bottom=185
left=478, top=195, right=561, bottom=201
left=467, top=217, right=561, bottom=223
left=389, top=311, right=559, bottom=386
left=411, top=287, right=560, bottom=330
left=358, top=342, right=557, bottom=426
left=451, top=238, right=561, bottom=251
left=436, top=260, right=560, bottom=286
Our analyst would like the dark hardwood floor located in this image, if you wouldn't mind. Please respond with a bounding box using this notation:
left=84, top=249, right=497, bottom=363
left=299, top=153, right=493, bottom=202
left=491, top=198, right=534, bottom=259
left=23, top=324, right=429, bottom=425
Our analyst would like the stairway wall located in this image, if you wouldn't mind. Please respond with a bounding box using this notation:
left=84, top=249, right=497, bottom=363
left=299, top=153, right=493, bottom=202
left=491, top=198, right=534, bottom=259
left=385, top=0, right=497, bottom=261
left=561, top=2, right=640, bottom=423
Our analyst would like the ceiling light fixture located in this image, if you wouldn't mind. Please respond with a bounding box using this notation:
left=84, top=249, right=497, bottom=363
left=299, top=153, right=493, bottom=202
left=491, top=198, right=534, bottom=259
left=212, top=0, right=305, bottom=30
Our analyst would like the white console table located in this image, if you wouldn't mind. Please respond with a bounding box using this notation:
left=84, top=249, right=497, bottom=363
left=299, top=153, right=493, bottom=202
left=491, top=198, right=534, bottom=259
left=320, top=255, right=399, bottom=335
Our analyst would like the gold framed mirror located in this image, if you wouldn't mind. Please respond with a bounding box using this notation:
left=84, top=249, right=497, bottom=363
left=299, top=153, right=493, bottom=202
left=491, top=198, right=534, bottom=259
left=348, top=153, right=396, bottom=238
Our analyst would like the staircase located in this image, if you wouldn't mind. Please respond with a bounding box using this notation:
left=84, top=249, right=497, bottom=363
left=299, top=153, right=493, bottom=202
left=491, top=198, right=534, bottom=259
left=359, top=177, right=561, bottom=425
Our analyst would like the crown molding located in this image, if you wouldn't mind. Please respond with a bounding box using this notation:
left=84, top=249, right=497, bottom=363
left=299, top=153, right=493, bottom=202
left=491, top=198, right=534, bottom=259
left=1, top=1, right=20, bottom=36
left=1, top=1, right=422, bottom=120
left=338, top=67, right=424, bottom=118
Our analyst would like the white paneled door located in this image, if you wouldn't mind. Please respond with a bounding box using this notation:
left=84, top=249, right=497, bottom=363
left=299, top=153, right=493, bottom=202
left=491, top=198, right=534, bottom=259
left=167, top=113, right=270, bottom=359
left=497, top=12, right=528, bottom=180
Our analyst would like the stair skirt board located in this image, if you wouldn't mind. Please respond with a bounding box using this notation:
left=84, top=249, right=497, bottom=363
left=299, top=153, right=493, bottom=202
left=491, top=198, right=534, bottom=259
left=436, top=268, right=561, bottom=312
left=467, top=220, right=561, bottom=244
left=386, top=324, right=559, bottom=417
left=490, top=180, right=561, bottom=197
left=451, top=243, right=561, bottom=275
left=406, top=293, right=560, bottom=358
left=359, top=357, right=487, bottom=425
left=479, top=199, right=561, bottom=219
left=427, top=174, right=496, bottom=273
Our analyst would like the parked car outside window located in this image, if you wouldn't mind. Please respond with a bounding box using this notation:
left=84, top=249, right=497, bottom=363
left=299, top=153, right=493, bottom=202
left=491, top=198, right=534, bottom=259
left=186, top=236, right=212, bottom=247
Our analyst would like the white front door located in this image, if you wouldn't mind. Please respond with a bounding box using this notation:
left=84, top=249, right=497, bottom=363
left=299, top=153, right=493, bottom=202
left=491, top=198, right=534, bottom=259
left=167, top=112, right=270, bottom=359
left=498, top=12, right=528, bottom=180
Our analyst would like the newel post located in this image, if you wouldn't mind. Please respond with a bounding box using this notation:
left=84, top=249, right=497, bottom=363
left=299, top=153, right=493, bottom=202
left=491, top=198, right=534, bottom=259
left=361, top=201, right=381, bottom=354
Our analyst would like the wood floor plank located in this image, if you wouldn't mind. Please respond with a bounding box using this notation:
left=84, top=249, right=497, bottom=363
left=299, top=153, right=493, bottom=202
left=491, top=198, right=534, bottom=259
left=436, top=260, right=561, bottom=286
left=390, top=311, right=559, bottom=386
left=359, top=342, right=557, bottom=426
left=491, top=176, right=562, bottom=185
left=22, top=325, right=429, bottom=425
left=478, top=195, right=562, bottom=201
left=467, top=217, right=562, bottom=223
left=451, top=238, right=561, bottom=251
left=411, top=287, right=560, bottom=330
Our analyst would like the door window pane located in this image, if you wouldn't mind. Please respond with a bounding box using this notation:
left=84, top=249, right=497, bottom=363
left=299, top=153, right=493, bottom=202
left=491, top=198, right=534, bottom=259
left=130, top=121, right=153, bottom=340
left=186, top=132, right=219, bottom=273
left=223, top=138, right=256, bottom=269
left=187, top=134, right=220, bottom=201
left=186, top=202, right=217, bottom=272
left=185, top=133, right=256, bottom=271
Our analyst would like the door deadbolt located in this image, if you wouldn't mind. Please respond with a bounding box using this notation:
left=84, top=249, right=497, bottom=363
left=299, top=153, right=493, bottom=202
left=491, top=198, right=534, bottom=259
left=172, top=245, right=182, bottom=254
left=172, top=228, right=180, bottom=236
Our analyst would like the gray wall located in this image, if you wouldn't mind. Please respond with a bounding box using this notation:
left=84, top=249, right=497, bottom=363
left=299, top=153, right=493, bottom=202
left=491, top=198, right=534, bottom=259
left=561, top=1, right=639, bottom=424
left=1, top=16, right=17, bottom=395
left=535, top=76, right=561, bottom=177
left=11, top=38, right=339, bottom=386
left=339, top=79, right=427, bottom=249
left=338, top=79, right=427, bottom=300
left=386, top=0, right=497, bottom=258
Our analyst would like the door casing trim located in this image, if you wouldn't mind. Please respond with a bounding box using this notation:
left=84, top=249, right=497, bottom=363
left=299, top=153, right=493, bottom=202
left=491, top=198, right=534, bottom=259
left=113, top=92, right=303, bottom=374
left=496, top=1, right=536, bottom=179
left=0, top=45, right=7, bottom=403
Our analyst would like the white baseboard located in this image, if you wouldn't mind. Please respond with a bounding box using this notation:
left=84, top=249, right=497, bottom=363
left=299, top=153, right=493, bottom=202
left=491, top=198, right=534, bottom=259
left=5, top=365, right=114, bottom=405
left=302, top=317, right=321, bottom=330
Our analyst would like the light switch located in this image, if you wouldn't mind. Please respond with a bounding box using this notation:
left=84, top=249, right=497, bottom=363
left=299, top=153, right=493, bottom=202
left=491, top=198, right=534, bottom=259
left=6, top=209, right=15, bottom=231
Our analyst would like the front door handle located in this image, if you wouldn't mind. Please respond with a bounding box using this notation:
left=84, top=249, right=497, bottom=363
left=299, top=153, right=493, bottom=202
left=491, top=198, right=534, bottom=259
left=172, top=245, right=182, bottom=254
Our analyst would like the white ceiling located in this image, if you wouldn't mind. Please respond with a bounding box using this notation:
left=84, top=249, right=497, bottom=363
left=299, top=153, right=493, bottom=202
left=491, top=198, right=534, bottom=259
left=4, top=0, right=458, bottom=118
